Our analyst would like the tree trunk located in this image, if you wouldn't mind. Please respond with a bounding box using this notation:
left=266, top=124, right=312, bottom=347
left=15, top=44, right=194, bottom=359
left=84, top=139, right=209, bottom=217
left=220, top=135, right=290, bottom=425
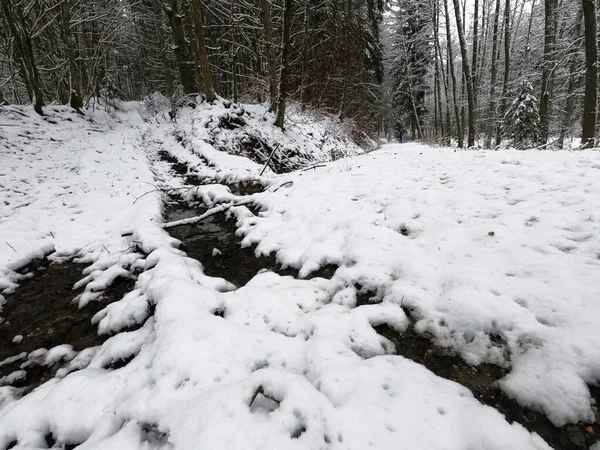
left=444, top=0, right=463, bottom=147
left=190, top=0, right=215, bottom=102
left=275, top=0, right=293, bottom=129
left=558, top=7, right=582, bottom=148
left=538, top=0, right=558, bottom=145
left=581, top=0, right=597, bottom=148
left=260, top=0, right=279, bottom=112
left=152, top=0, right=174, bottom=95
left=1, top=1, right=44, bottom=114
left=485, top=0, right=501, bottom=147
left=432, top=0, right=452, bottom=143
left=230, top=0, right=238, bottom=103
left=495, top=0, right=511, bottom=146
left=59, top=0, right=83, bottom=111
left=452, top=0, right=476, bottom=147
left=300, top=2, right=312, bottom=109
left=163, top=0, right=197, bottom=94
left=471, top=0, right=480, bottom=107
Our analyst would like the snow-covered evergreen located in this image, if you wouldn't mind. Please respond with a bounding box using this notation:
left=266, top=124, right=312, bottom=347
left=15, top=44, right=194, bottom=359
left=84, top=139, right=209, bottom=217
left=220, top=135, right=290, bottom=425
left=503, top=81, right=541, bottom=150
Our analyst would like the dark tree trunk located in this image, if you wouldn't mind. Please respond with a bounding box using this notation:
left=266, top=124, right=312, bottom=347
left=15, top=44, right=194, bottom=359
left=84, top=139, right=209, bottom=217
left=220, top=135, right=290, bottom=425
left=260, top=0, right=279, bottom=112
left=444, top=0, right=464, bottom=147
left=1, top=1, right=44, bottom=114
left=485, top=0, right=501, bottom=147
left=558, top=7, right=582, bottom=148
left=300, top=1, right=313, bottom=109
left=230, top=0, right=238, bottom=103
left=190, top=0, right=215, bottom=102
left=163, top=0, right=197, bottom=94
left=275, top=0, right=293, bottom=129
left=452, top=0, right=476, bottom=147
left=59, top=0, right=83, bottom=111
left=581, top=0, right=597, bottom=148
left=538, top=0, right=558, bottom=145
left=495, top=0, right=511, bottom=146
left=471, top=0, right=480, bottom=107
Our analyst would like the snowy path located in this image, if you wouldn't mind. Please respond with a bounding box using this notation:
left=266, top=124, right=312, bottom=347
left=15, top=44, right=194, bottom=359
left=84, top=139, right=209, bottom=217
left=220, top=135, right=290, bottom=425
left=1, top=107, right=599, bottom=449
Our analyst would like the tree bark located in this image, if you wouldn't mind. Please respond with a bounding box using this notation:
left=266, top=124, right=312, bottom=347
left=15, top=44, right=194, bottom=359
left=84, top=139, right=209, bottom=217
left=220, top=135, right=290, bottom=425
left=59, top=0, right=83, bottom=111
left=581, top=0, right=597, bottom=148
left=230, top=0, right=238, bottom=103
left=190, top=0, right=215, bottom=102
left=558, top=7, right=582, bottom=148
left=495, top=0, right=511, bottom=146
left=300, top=1, right=313, bottom=109
left=538, top=0, right=558, bottom=145
left=275, top=0, right=293, bottom=129
left=432, top=0, right=452, bottom=143
left=1, top=1, right=44, bottom=114
left=163, top=0, right=197, bottom=94
left=471, top=0, right=480, bottom=107
left=452, top=0, right=476, bottom=147
left=260, top=0, right=279, bottom=112
left=444, top=0, right=464, bottom=147
left=485, top=0, right=501, bottom=147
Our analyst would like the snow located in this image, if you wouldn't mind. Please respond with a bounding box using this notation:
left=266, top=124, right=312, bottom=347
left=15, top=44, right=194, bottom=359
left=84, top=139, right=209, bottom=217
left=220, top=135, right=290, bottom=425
left=1, top=102, right=598, bottom=449
left=237, top=144, right=600, bottom=427
left=0, top=105, right=162, bottom=308
left=176, top=100, right=367, bottom=176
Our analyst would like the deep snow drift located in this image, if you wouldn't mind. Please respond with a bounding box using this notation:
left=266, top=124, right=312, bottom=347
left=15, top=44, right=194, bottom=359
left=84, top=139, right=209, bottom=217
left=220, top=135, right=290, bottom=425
left=0, top=101, right=599, bottom=450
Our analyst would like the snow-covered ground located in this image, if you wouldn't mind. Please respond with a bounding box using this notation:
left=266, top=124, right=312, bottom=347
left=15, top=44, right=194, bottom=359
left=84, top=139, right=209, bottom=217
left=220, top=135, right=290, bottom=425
left=1, top=102, right=599, bottom=449
left=238, top=145, right=600, bottom=427
left=0, top=105, right=163, bottom=307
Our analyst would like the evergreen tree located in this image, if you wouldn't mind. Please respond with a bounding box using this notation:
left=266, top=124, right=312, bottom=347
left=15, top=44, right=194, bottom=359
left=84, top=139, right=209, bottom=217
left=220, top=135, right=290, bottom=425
left=504, top=80, right=540, bottom=149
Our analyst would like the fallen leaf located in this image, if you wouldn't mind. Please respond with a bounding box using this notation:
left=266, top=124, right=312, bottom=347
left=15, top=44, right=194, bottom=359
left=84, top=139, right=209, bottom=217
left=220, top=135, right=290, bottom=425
left=585, top=426, right=595, bottom=435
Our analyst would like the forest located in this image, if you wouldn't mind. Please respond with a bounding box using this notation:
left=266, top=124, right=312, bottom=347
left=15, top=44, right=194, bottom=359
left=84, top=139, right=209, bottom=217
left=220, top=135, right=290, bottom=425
left=1, top=0, right=598, bottom=149
left=2, top=0, right=600, bottom=447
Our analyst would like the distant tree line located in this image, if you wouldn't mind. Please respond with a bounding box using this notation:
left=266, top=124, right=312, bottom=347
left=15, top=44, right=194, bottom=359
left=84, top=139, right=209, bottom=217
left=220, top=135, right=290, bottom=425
left=2, top=0, right=597, bottom=148
left=386, top=0, right=598, bottom=149
left=0, top=0, right=384, bottom=131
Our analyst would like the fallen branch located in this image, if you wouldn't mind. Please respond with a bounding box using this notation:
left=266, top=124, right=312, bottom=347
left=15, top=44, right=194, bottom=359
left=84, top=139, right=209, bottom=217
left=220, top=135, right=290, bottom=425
left=259, top=142, right=282, bottom=176
left=302, top=163, right=325, bottom=171
left=162, top=198, right=254, bottom=229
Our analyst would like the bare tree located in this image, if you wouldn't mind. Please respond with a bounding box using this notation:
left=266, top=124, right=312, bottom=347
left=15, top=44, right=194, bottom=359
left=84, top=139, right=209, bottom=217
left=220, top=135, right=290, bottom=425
left=452, top=0, right=476, bottom=146
left=275, top=0, right=293, bottom=128
left=581, top=0, right=597, bottom=148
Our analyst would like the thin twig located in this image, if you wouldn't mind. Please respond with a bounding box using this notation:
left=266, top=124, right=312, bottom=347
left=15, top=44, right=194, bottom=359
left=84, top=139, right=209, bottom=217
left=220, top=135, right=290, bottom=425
left=5, top=241, right=17, bottom=252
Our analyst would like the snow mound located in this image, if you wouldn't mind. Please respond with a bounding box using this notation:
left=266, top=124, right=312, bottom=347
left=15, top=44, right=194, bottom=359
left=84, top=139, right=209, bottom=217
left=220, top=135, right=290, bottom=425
left=175, top=99, right=367, bottom=173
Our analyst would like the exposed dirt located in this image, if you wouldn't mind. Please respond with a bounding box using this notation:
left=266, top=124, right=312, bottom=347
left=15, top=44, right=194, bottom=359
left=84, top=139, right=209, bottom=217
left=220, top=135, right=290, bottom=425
left=375, top=322, right=599, bottom=450
left=0, top=258, right=135, bottom=391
